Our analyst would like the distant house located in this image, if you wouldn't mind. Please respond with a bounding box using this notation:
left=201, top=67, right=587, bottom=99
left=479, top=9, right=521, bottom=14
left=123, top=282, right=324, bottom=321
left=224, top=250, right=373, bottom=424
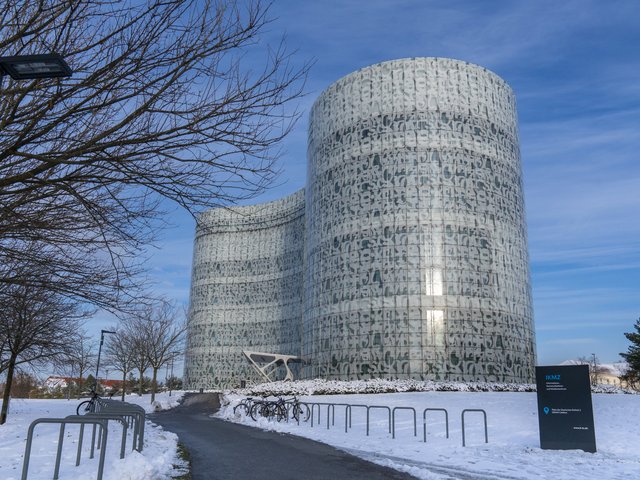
left=597, top=363, right=627, bottom=387
left=98, top=379, right=125, bottom=392
left=43, top=376, right=79, bottom=390
left=559, top=360, right=627, bottom=387
left=43, top=376, right=124, bottom=392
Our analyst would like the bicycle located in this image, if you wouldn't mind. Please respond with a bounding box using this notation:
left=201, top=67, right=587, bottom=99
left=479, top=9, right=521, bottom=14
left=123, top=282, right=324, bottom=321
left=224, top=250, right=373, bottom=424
left=286, top=397, right=310, bottom=423
left=233, top=397, right=255, bottom=416
left=249, top=397, right=283, bottom=421
left=76, top=388, right=102, bottom=415
left=247, top=396, right=309, bottom=423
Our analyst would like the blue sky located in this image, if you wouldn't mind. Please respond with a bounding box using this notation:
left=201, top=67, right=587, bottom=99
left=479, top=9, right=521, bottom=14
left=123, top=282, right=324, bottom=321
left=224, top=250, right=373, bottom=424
left=91, top=0, right=639, bottom=368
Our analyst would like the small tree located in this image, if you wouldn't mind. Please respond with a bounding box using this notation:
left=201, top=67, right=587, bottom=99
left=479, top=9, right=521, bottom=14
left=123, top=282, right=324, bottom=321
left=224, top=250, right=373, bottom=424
left=142, top=302, right=186, bottom=403
left=11, top=371, right=39, bottom=399
left=0, top=283, right=88, bottom=424
left=620, top=318, right=640, bottom=390
left=83, top=374, right=97, bottom=393
left=54, top=332, right=96, bottom=399
left=104, top=329, right=136, bottom=401
left=578, top=355, right=604, bottom=386
left=166, top=375, right=183, bottom=392
left=119, top=300, right=185, bottom=402
left=121, top=313, right=151, bottom=397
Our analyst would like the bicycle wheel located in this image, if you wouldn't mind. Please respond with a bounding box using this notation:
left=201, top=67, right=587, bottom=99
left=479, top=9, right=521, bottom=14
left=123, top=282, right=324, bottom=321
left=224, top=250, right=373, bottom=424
left=273, top=403, right=287, bottom=422
left=233, top=401, right=251, bottom=417
left=250, top=402, right=269, bottom=421
left=293, top=403, right=310, bottom=422
left=76, top=400, right=93, bottom=415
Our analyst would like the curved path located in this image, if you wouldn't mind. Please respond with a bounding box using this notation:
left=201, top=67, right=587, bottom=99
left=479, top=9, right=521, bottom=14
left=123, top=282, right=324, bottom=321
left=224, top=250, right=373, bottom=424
left=149, top=394, right=415, bottom=480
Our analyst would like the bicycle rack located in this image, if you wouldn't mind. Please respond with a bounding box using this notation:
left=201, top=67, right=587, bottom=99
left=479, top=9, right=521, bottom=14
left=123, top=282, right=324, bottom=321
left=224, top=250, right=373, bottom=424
left=301, top=402, right=324, bottom=427
left=22, top=417, right=109, bottom=480
left=391, top=406, right=417, bottom=439
left=21, top=398, right=147, bottom=480
left=78, top=414, right=128, bottom=459
left=461, top=408, right=488, bottom=446
left=366, top=405, right=391, bottom=436
left=422, top=408, right=449, bottom=442
left=301, top=402, right=351, bottom=429
left=325, top=403, right=352, bottom=430
left=241, top=397, right=486, bottom=448
left=282, top=401, right=307, bottom=424
left=97, top=400, right=146, bottom=451
left=345, top=404, right=368, bottom=433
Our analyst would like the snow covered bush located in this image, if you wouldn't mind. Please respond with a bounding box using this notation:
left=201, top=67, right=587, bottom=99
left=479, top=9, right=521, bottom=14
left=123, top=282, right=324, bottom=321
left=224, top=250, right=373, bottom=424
left=224, top=378, right=635, bottom=397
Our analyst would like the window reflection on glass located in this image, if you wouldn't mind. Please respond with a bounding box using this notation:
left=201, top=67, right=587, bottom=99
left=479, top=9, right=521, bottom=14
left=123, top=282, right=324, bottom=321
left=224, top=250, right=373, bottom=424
left=423, top=309, right=445, bottom=347
left=425, top=268, right=443, bottom=296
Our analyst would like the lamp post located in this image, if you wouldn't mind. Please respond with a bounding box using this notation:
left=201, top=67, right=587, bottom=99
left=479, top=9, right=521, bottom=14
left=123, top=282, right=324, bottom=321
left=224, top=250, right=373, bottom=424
left=0, top=53, right=72, bottom=80
left=95, top=330, right=116, bottom=391
left=169, top=355, right=175, bottom=397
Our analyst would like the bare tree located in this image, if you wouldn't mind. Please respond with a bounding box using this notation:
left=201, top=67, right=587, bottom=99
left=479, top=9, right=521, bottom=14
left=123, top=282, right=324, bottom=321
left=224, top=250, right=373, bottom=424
left=141, top=301, right=186, bottom=403
left=8, top=370, right=40, bottom=398
left=120, top=312, right=152, bottom=396
left=0, top=282, right=89, bottom=424
left=578, top=354, right=605, bottom=386
left=118, top=300, right=185, bottom=402
left=0, top=0, right=308, bottom=311
left=104, top=328, right=136, bottom=401
left=53, top=331, right=96, bottom=399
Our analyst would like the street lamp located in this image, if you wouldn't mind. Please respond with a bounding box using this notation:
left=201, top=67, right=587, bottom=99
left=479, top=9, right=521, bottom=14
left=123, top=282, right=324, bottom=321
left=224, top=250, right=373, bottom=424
left=169, top=354, right=175, bottom=397
left=0, top=53, right=72, bottom=80
left=95, top=329, right=116, bottom=391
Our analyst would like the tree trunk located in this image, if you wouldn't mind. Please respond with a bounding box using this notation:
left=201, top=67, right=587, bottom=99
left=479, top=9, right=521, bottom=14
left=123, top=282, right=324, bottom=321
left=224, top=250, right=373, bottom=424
left=121, top=371, right=127, bottom=401
left=138, top=369, right=144, bottom=396
left=77, top=374, right=83, bottom=400
left=151, top=368, right=158, bottom=403
left=0, top=356, right=17, bottom=425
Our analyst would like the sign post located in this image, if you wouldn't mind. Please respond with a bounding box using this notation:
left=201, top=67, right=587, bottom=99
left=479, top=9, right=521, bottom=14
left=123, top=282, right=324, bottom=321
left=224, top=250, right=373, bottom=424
left=536, top=365, right=596, bottom=452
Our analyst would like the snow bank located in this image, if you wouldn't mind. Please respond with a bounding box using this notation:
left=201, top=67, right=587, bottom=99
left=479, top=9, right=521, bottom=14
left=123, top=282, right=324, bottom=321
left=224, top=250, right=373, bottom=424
left=217, top=388, right=640, bottom=480
left=0, top=391, right=186, bottom=480
left=226, top=378, right=634, bottom=397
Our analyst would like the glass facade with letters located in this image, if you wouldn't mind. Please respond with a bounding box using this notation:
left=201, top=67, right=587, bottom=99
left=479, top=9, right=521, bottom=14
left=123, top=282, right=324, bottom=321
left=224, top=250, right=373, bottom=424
left=184, top=58, right=536, bottom=389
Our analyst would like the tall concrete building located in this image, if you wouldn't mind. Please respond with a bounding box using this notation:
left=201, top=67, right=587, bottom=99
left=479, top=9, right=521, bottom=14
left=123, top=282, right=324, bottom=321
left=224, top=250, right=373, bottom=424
left=184, top=58, right=536, bottom=389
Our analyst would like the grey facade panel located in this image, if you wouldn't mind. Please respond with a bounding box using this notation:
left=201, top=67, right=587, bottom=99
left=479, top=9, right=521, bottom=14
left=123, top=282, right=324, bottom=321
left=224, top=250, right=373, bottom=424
left=185, top=58, right=536, bottom=389
left=184, top=190, right=305, bottom=389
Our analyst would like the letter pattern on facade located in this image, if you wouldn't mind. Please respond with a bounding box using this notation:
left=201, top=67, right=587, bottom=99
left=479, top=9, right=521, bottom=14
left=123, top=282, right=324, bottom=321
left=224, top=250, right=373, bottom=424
left=184, top=58, right=536, bottom=389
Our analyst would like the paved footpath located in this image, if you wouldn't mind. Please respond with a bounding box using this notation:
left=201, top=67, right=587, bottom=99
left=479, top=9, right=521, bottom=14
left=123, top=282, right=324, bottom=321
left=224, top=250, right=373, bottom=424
left=149, top=394, right=415, bottom=480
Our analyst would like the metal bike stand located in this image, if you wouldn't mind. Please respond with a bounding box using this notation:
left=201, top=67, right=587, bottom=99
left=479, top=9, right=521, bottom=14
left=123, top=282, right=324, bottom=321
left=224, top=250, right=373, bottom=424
left=22, top=417, right=109, bottom=480
left=391, top=406, right=417, bottom=439
left=461, top=409, right=488, bottom=446
left=366, top=405, right=391, bottom=436
left=76, top=414, right=128, bottom=459
left=422, top=408, right=449, bottom=442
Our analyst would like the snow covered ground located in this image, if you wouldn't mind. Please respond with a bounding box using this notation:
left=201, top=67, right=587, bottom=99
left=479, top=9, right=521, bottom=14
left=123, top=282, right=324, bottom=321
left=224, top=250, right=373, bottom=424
left=6, top=384, right=637, bottom=480
left=218, top=390, right=640, bottom=480
left=0, top=391, right=186, bottom=480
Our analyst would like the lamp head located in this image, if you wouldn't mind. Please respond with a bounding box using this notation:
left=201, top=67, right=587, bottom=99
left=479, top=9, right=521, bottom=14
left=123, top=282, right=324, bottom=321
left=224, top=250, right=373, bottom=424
left=0, top=53, right=72, bottom=80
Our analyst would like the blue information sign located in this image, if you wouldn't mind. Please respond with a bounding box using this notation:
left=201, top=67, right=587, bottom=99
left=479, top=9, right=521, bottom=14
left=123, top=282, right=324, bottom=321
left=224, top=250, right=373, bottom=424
left=535, top=365, right=596, bottom=452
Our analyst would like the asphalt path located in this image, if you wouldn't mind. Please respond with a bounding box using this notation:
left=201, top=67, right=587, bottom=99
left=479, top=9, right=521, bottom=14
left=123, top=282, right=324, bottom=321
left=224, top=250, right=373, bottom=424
left=149, top=394, right=416, bottom=480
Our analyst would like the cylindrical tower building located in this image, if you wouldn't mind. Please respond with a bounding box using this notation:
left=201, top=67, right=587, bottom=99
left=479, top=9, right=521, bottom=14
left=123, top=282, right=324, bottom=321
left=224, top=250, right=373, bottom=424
left=304, top=58, right=536, bottom=382
left=184, top=190, right=305, bottom=390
